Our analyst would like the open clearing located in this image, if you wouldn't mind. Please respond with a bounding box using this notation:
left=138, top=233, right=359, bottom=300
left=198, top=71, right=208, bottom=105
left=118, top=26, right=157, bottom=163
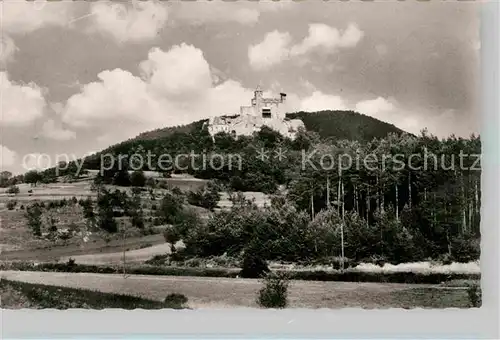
left=0, top=271, right=471, bottom=309
left=58, top=242, right=173, bottom=265
left=0, top=175, right=266, bottom=255
left=0, top=181, right=95, bottom=201
left=0, top=234, right=166, bottom=261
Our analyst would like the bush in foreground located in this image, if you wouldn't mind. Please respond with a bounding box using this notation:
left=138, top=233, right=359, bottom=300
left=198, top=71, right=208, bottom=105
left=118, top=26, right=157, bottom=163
left=6, top=200, right=17, bottom=210
left=164, top=293, right=189, bottom=307
left=257, top=272, right=289, bottom=309
left=467, top=283, right=482, bottom=307
left=6, top=185, right=20, bottom=195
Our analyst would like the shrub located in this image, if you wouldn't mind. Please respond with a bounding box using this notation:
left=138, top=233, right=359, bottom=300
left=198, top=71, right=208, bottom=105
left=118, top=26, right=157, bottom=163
left=66, top=258, right=76, bottom=270
left=6, top=200, right=17, bottom=210
left=257, top=272, right=289, bottom=309
left=173, top=207, right=202, bottom=238
left=157, top=192, right=184, bottom=225
left=240, top=251, right=270, bottom=279
left=187, top=182, right=220, bottom=211
left=47, top=215, right=58, bottom=233
left=171, top=187, right=183, bottom=196
left=24, top=170, right=41, bottom=187
left=25, top=204, right=43, bottom=236
left=96, top=191, right=118, bottom=233
left=130, top=170, right=147, bottom=187
left=131, top=214, right=145, bottom=229
left=164, top=293, right=188, bottom=308
left=145, top=177, right=156, bottom=188
left=467, top=283, right=481, bottom=307
left=451, top=233, right=480, bottom=263
left=81, top=197, right=95, bottom=219
left=182, top=197, right=311, bottom=260
left=112, top=169, right=131, bottom=187
left=6, top=185, right=20, bottom=194
left=163, top=226, right=181, bottom=245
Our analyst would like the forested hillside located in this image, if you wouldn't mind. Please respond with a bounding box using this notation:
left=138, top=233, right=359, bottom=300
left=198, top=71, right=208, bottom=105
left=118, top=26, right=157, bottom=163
left=286, top=110, right=404, bottom=142
left=77, top=110, right=404, bottom=171
left=86, top=127, right=481, bottom=265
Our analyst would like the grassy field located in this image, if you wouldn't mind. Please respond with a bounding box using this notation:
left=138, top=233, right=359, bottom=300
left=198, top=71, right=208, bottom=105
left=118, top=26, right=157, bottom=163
left=218, top=191, right=270, bottom=208
left=0, top=271, right=476, bottom=309
left=0, top=177, right=262, bottom=256
left=0, top=234, right=166, bottom=262
left=0, top=181, right=95, bottom=201
left=58, top=242, right=174, bottom=265
left=0, top=178, right=180, bottom=256
left=0, top=278, right=187, bottom=309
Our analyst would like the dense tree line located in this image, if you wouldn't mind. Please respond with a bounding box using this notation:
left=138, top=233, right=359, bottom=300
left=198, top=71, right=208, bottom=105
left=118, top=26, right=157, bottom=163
left=287, top=110, right=404, bottom=142
left=119, top=126, right=478, bottom=264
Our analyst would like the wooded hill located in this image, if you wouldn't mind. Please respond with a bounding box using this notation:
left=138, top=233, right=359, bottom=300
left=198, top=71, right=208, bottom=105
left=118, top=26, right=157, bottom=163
left=16, top=110, right=481, bottom=265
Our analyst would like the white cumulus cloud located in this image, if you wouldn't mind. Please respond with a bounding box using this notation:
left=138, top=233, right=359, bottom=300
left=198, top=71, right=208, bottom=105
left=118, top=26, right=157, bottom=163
left=0, top=1, right=72, bottom=34
left=61, top=44, right=254, bottom=146
left=250, top=23, right=364, bottom=70
left=0, top=72, right=46, bottom=127
left=62, top=69, right=156, bottom=129
left=248, top=31, right=292, bottom=70
left=41, top=119, right=77, bottom=141
left=0, top=36, right=19, bottom=64
left=299, top=91, right=349, bottom=112
left=354, top=97, right=465, bottom=137
left=355, top=97, right=395, bottom=117
left=291, top=23, right=364, bottom=56
left=171, top=1, right=295, bottom=26
left=140, top=44, right=212, bottom=98
left=355, top=96, right=416, bottom=131
left=89, top=1, right=168, bottom=43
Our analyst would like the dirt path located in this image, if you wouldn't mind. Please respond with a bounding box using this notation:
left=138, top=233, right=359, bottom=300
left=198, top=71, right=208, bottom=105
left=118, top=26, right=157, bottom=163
left=0, top=271, right=469, bottom=309
left=58, top=243, right=172, bottom=265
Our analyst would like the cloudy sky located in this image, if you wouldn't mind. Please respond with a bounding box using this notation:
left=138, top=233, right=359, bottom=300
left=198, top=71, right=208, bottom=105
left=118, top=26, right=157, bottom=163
left=1, top=0, right=480, bottom=174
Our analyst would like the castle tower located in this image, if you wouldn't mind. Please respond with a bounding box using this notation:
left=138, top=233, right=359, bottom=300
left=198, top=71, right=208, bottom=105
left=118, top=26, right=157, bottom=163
left=253, top=85, right=263, bottom=116
left=254, top=85, right=263, bottom=98
left=217, top=85, right=305, bottom=140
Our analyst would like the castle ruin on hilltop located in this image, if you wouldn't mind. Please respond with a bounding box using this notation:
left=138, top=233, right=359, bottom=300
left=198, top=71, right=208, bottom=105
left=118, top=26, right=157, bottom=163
left=207, top=86, right=305, bottom=140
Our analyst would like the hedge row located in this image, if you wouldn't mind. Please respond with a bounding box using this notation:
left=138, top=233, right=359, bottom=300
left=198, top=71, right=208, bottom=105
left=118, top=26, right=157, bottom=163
left=1, top=261, right=480, bottom=284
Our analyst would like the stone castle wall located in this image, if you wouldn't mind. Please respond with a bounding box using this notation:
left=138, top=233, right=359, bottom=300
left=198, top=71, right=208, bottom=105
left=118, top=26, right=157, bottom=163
left=207, top=87, right=305, bottom=140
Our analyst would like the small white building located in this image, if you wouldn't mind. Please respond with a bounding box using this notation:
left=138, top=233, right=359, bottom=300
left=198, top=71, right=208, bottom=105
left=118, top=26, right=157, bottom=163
left=207, top=86, right=305, bottom=140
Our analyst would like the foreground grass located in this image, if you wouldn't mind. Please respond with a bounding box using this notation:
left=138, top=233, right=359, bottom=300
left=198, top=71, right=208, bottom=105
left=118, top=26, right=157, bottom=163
left=0, top=279, right=187, bottom=309
left=1, top=261, right=480, bottom=284
left=1, top=271, right=477, bottom=309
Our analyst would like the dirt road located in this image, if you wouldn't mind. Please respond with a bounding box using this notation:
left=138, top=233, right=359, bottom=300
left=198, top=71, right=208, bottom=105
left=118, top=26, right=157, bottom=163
left=0, top=271, right=470, bottom=309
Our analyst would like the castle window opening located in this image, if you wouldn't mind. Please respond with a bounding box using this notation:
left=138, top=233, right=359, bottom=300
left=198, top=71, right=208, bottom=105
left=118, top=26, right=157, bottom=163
left=262, top=108, right=272, bottom=118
